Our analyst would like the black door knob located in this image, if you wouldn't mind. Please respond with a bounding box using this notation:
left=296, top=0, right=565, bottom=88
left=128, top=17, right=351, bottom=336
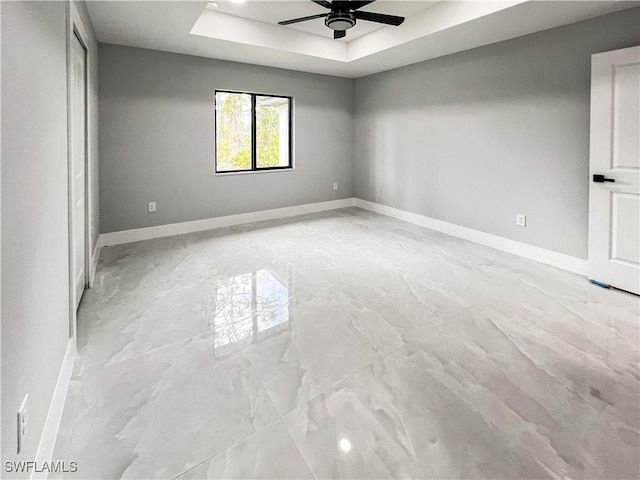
left=593, top=174, right=615, bottom=183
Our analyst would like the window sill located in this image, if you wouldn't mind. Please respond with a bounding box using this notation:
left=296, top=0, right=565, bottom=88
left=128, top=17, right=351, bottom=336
left=215, top=167, right=295, bottom=177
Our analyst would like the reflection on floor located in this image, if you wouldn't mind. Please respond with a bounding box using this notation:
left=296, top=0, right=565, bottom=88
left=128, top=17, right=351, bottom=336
left=52, top=208, right=639, bottom=479
left=214, top=267, right=292, bottom=349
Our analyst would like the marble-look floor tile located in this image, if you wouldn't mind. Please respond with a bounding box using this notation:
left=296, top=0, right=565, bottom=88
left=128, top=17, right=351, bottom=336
left=240, top=289, right=398, bottom=416
left=177, top=420, right=313, bottom=479
left=54, top=207, right=639, bottom=479
left=66, top=333, right=278, bottom=479
left=402, top=309, right=637, bottom=479
left=584, top=404, right=640, bottom=479
left=283, top=344, right=554, bottom=479
left=77, top=283, right=233, bottom=372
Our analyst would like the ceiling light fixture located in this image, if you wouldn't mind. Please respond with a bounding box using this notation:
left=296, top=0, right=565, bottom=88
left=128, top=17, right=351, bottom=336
left=206, top=2, right=219, bottom=9
left=325, top=12, right=355, bottom=31
left=278, top=1, right=405, bottom=40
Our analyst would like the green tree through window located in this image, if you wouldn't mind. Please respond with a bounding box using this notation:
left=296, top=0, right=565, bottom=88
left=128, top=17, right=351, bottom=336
left=215, top=91, right=291, bottom=173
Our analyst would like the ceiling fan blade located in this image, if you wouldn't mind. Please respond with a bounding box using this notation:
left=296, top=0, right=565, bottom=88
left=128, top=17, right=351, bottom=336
left=344, top=1, right=376, bottom=10
left=334, top=30, right=346, bottom=39
left=278, top=13, right=328, bottom=25
left=311, top=0, right=333, bottom=9
left=354, top=10, right=405, bottom=26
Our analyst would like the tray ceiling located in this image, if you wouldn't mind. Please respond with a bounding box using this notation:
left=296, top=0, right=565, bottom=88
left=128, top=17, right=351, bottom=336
left=86, top=0, right=640, bottom=78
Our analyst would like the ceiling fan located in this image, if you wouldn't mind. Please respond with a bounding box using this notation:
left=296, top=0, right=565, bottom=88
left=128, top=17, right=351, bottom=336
left=278, top=0, right=405, bottom=40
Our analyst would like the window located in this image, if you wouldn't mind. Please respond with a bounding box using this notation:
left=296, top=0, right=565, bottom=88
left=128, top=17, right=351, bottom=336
left=215, top=90, right=292, bottom=173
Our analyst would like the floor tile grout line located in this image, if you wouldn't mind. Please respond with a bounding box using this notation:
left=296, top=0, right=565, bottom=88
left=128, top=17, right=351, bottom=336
left=169, top=418, right=284, bottom=480
left=267, top=306, right=476, bottom=419
left=255, top=369, right=318, bottom=480
left=170, top=340, right=292, bottom=479
left=275, top=345, right=393, bottom=421
left=280, top=415, right=318, bottom=480
left=237, top=339, right=323, bottom=480
left=267, top=315, right=430, bottom=422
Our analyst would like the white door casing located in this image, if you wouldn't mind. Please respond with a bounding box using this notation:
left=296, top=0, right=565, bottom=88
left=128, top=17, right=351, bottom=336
left=588, top=45, right=640, bottom=295
left=71, top=32, right=87, bottom=309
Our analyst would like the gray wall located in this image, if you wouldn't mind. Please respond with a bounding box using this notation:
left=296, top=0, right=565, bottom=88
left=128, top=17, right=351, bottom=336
left=99, top=45, right=354, bottom=233
left=1, top=0, right=69, bottom=469
left=354, top=8, right=640, bottom=259
left=1, top=0, right=99, bottom=472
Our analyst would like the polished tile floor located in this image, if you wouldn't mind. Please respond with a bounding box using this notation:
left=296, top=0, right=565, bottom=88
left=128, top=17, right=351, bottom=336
left=53, top=208, right=639, bottom=479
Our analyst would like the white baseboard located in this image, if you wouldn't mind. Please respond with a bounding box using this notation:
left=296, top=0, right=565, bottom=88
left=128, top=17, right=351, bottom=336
left=31, top=338, right=76, bottom=480
left=97, top=197, right=586, bottom=276
left=354, top=199, right=587, bottom=276
left=99, top=198, right=356, bottom=247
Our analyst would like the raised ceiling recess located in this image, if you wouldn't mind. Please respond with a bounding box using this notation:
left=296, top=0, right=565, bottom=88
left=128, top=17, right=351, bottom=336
left=86, top=1, right=640, bottom=78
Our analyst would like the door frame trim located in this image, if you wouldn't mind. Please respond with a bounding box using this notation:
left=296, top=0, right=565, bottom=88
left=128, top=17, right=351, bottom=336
left=66, top=1, right=93, bottom=343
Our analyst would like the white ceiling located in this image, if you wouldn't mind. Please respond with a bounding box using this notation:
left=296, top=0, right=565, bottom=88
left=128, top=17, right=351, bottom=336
left=86, top=0, right=640, bottom=78
left=209, top=1, right=440, bottom=41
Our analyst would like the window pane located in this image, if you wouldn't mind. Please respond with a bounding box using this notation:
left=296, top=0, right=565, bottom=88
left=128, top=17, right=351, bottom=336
left=216, top=92, right=252, bottom=171
left=256, top=96, right=290, bottom=169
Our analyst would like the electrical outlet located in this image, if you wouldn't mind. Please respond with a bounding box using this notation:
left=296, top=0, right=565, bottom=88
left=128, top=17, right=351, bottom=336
left=17, top=395, right=28, bottom=454
left=516, top=214, right=527, bottom=227
left=333, top=183, right=338, bottom=191
left=148, top=201, right=157, bottom=213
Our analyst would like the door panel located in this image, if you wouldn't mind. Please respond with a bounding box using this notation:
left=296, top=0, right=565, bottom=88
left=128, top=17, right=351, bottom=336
left=611, top=193, right=639, bottom=265
left=588, top=46, right=640, bottom=295
left=612, top=63, right=640, bottom=170
left=71, top=33, right=87, bottom=310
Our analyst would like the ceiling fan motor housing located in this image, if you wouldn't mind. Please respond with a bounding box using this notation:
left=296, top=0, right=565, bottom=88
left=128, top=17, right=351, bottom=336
left=325, top=12, right=356, bottom=30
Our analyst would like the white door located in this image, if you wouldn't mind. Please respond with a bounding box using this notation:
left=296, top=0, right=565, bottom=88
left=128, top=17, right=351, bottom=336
left=71, top=32, right=87, bottom=309
left=588, top=45, right=640, bottom=295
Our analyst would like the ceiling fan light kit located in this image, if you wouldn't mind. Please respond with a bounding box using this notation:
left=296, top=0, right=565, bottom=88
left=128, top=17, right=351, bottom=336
left=325, top=12, right=356, bottom=31
left=278, top=0, right=405, bottom=40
